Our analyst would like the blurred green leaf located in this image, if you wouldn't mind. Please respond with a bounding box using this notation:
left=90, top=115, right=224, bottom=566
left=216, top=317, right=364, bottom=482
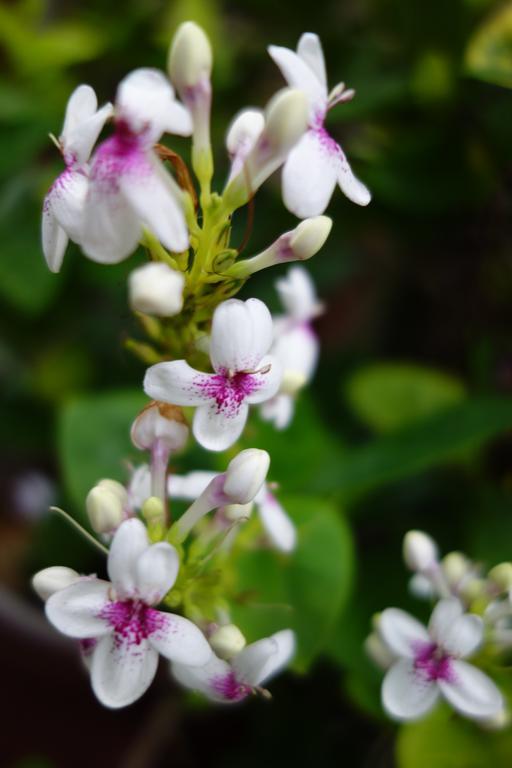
left=345, top=362, right=465, bottom=433
left=231, top=495, right=354, bottom=671
left=58, top=389, right=147, bottom=518
left=465, top=3, right=512, bottom=88
left=335, top=397, right=512, bottom=504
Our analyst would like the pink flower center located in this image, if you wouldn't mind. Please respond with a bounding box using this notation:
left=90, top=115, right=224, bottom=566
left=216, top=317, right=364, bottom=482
left=193, top=369, right=261, bottom=416
left=99, top=599, right=169, bottom=648
left=310, top=111, right=340, bottom=157
left=413, top=642, right=454, bottom=682
left=211, top=671, right=252, bottom=701
left=91, top=122, right=150, bottom=193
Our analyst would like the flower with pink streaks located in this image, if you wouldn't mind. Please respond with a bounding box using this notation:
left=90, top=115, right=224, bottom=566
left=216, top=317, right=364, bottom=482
left=268, top=33, right=371, bottom=217
left=44, top=518, right=211, bottom=708
left=144, top=298, right=282, bottom=451
left=377, top=598, right=503, bottom=722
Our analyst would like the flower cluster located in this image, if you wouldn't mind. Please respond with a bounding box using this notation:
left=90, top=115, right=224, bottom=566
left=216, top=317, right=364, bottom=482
left=35, top=24, right=370, bottom=709
left=366, top=530, right=511, bottom=726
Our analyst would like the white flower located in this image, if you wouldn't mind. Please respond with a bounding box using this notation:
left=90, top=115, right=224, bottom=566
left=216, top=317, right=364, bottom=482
left=131, top=401, right=189, bottom=452
left=81, top=69, right=192, bottom=264
left=143, top=298, right=282, bottom=451
left=44, top=518, right=211, bottom=708
left=129, top=262, right=185, bottom=317
left=379, top=598, right=503, bottom=722
left=268, top=33, right=371, bottom=217
left=261, top=267, right=320, bottom=430
left=171, top=629, right=295, bottom=703
left=42, top=85, right=113, bottom=273
left=167, top=467, right=296, bottom=553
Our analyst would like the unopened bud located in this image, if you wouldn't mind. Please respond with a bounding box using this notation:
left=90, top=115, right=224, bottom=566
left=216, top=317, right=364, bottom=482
left=141, top=495, right=165, bottom=523
left=131, top=401, right=189, bottom=452
left=168, top=21, right=212, bottom=93
left=223, top=449, right=270, bottom=504
left=129, top=262, right=185, bottom=317
left=210, top=623, right=247, bottom=659
left=409, top=573, right=434, bottom=600
left=223, top=501, right=254, bottom=522
left=489, top=563, right=512, bottom=591
left=97, top=478, right=128, bottom=507
left=403, top=530, right=438, bottom=572
left=32, top=566, right=80, bottom=601
left=442, top=551, right=470, bottom=586
left=459, top=577, right=485, bottom=603
left=289, top=216, right=332, bottom=260
left=86, top=485, right=124, bottom=534
left=365, top=631, right=395, bottom=670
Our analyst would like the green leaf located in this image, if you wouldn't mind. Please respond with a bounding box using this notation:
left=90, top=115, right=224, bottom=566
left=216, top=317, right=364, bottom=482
left=58, top=389, right=147, bottom=519
left=230, top=495, right=354, bottom=671
left=397, top=705, right=512, bottom=768
left=465, top=3, right=512, bottom=88
left=334, top=397, right=512, bottom=504
left=345, top=362, right=465, bottom=433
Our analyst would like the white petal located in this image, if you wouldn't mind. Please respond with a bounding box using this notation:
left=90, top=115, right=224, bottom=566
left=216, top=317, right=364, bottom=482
left=210, top=298, right=274, bottom=373
left=91, top=632, right=158, bottom=708
left=282, top=130, right=339, bottom=218
left=193, top=402, right=249, bottom=452
left=234, top=629, right=295, bottom=686
left=45, top=579, right=112, bottom=638
left=382, top=659, right=440, bottom=721
left=268, top=45, right=327, bottom=112
left=149, top=612, right=211, bottom=665
left=65, top=103, right=113, bottom=165
left=226, top=108, right=265, bottom=182
left=259, top=394, right=295, bottom=430
left=168, top=471, right=217, bottom=501
left=244, top=355, right=282, bottom=405
left=429, top=598, right=464, bottom=646
left=441, top=614, right=483, bottom=658
left=48, top=169, right=88, bottom=243
left=61, top=85, right=97, bottom=145
left=107, top=518, right=149, bottom=599
left=276, top=266, right=320, bottom=321
left=128, top=464, right=152, bottom=510
left=135, top=542, right=179, bottom=604
left=171, top=654, right=238, bottom=702
left=119, top=151, right=189, bottom=253
left=116, top=68, right=191, bottom=144
left=272, top=324, right=319, bottom=382
left=379, top=608, right=430, bottom=658
left=337, top=152, right=371, bottom=206
left=439, top=660, right=504, bottom=720
left=143, top=360, right=214, bottom=406
left=257, top=491, right=297, bottom=552
left=297, top=33, right=327, bottom=89
left=42, top=201, right=68, bottom=273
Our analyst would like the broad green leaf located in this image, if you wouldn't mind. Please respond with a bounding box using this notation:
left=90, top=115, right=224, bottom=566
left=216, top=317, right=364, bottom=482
left=345, top=362, right=465, bottom=433
left=332, top=397, right=512, bottom=504
left=58, top=389, right=147, bottom=518
left=230, top=495, right=354, bottom=671
left=465, top=3, right=512, bottom=88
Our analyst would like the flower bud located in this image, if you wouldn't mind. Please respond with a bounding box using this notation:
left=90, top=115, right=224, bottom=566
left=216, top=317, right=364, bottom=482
left=131, top=401, right=189, bottom=452
left=223, top=449, right=270, bottom=505
left=459, top=577, right=485, bottom=603
left=409, top=573, right=434, bottom=600
left=168, top=21, right=212, bottom=93
left=141, top=495, right=165, bottom=524
left=210, top=624, right=247, bottom=659
left=223, top=501, right=254, bottom=522
left=365, top=631, right=395, bottom=670
left=489, top=563, right=512, bottom=591
left=129, top=262, right=185, bottom=317
left=97, top=478, right=128, bottom=507
left=403, top=530, right=438, bottom=572
left=442, top=551, right=470, bottom=586
left=32, top=566, right=80, bottom=601
left=86, top=485, right=124, bottom=534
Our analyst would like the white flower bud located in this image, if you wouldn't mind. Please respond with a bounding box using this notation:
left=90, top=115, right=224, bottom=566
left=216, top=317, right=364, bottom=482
left=223, top=449, right=270, bottom=505
left=86, top=485, right=124, bottom=534
left=409, top=573, right=434, bottom=600
left=489, top=563, right=512, bottom=591
left=403, top=530, right=438, bottom=572
left=263, top=88, right=308, bottom=154
left=129, top=262, right=185, bottom=317
left=131, top=401, right=189, bottom=452
left=442, top=551, right=470, bottom=586
left=289, top=216, right=333, bottom=261
left=364, top=631, right=395, bottom=670
left=97, top=478, right=128, bottom=507
left=168, top=21, right=212, bottom=92
left=32, top=566, right=80, bottom=601
left=223, top=501, right=254, bottom=522
left=210, top=624, right=247, bottom=659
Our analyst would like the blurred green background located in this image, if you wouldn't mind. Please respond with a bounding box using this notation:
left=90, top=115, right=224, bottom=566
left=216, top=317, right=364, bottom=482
left=3, top=0, right=512, bottom=766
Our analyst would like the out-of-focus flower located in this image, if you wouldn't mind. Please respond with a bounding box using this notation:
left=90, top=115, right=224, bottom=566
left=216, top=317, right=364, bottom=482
left=129, top=262, right=185, bottom=317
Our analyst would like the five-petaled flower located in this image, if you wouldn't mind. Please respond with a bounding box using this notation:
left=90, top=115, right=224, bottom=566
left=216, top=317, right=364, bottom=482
left=44, top=518, right=211, bottom=708
left=143, top=298, right=282, bottom=451
left=80, top=68, right=192, bottom=264
left=378, top=598, right=503, bottom=721
left=42, top=85, right=113, bottom=273
left=171, top=629, right=295, bottom=703
left=269, top=33, right=371, bottom=217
